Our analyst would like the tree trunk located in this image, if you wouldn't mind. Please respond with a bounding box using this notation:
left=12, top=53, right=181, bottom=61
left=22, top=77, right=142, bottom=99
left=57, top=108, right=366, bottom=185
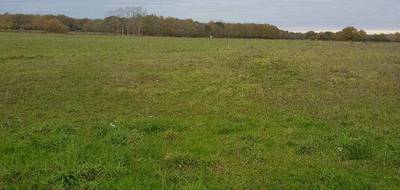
left=127, top=24, right=129, bottom=36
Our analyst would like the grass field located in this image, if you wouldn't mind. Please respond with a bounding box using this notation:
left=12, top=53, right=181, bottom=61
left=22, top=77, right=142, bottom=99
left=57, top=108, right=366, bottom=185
left=0, top=32, right=399, bottom=189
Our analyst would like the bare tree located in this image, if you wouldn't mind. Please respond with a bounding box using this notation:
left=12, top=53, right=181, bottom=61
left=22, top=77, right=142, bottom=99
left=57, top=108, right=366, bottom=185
left=108, top=6, right=147, bottom=36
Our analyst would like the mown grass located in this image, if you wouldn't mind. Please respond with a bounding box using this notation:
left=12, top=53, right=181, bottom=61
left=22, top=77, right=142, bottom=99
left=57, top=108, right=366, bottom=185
left=0, top=32, right=399, bottom=189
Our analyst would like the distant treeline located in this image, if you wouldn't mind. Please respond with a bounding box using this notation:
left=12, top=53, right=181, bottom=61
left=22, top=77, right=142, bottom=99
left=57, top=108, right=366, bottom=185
left=1, top=10, right=399, bottom=42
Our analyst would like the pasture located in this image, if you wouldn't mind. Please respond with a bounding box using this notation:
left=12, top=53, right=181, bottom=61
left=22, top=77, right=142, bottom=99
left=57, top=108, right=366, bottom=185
left=0, top=32, right=399, bottom=189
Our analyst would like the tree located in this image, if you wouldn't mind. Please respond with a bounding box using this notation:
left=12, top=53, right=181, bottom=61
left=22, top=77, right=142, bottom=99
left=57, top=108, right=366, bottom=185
left=108, top=7, right=147, bottom=35
left=337, top=27, right=357, bottom=41
left=207, top=21, right=225, bottom=38
left=12, top=14, right=34, bottom=30
left=316, top=31, right=334, bottom=41
left=354, top=30, right=367, bottom=41
left=368, top=33, right=389, bottom=42
left=31, top=16, right=47, bottom=30
left=142, top=15, right=161, bottom=36
left=43, top=18, right=69, bottom=33
left=5, top=13, right=399, bottom=42
left=0, top=13, right=15, bottom=30
left=82, top=19, right=105, bottom=33
left=305, top=31, right=317, bottom=40
left=394, top=32, right=400, bottom=42
left=335, top=27, right=367, bottom=41
left=104, top=16, right=122, bottom=34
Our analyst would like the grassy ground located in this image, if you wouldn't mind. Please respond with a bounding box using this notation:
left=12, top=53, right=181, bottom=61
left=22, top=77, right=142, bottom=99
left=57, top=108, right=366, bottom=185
left=0, top=32, right=399, bottom=189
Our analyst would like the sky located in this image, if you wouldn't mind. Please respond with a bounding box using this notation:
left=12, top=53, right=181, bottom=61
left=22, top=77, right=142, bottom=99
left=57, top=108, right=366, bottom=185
left=1, top=0, right=399, bottom=33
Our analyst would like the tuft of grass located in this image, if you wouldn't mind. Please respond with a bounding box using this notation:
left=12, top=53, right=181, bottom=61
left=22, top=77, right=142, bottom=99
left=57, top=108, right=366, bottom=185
left=164, top=153, right=202, bottom=170
left=341, top=139, right=372, bottom=160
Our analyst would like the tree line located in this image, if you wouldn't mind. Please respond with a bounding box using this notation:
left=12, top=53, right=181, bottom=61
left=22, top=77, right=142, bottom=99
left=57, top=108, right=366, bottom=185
left=1, top=7, right=399, bottom=42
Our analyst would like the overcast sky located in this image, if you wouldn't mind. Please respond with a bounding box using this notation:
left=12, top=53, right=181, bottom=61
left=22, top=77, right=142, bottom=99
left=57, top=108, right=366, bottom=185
left=1, top=0, right=399, bottom=33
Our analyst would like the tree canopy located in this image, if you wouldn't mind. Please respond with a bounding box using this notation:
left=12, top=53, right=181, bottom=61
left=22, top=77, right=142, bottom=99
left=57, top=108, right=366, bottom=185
left=0, top=11, right=398, bottom=42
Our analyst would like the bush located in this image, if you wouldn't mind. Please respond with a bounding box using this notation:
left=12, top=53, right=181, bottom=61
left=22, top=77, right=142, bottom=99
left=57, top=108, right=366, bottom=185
left=43, top=18, right=69, bottom=33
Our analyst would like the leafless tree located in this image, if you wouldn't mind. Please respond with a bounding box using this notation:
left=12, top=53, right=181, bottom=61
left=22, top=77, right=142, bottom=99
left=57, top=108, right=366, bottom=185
left=108, top=7, right=147, bottom=36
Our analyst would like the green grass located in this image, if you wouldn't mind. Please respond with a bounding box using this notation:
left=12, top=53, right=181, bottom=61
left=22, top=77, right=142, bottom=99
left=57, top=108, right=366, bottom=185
left=0, top=32, right=399, bottom=189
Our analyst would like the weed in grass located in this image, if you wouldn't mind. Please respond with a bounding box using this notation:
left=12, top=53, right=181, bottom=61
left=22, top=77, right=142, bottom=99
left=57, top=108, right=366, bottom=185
left=297, top=143, right=318, bottom=155
left=78, top=163, right=104, bottom=182
left=164, top=129, right=179, bottom=142
left=341, top=139, right=372, bottom=160
left=55, top=171, right=80, bottom=189
left=164, top=153, right=201, bottom=170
